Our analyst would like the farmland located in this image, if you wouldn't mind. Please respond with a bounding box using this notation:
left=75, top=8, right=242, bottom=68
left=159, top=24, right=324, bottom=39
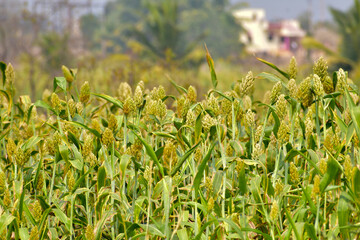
left=0, top=55, right=360, bottom=239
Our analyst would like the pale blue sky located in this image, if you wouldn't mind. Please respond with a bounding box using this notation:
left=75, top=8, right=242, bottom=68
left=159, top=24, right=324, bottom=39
left=241, top=0, right=353, bottom=21
left=22, top=0, right=354, bottom=22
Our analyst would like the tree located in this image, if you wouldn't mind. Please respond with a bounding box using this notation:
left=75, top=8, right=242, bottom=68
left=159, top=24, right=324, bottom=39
left=302, top=0, right=360, bottom=72
left=132, top=0, right=204, bottom=62
left=297, top=10, right=312, bottom=35
left=38, top=32, right=73, bottom=73
left=181, top=3, right=243, bottom=59
left=79, top=0, right=244, bottom=63
left=330, top=0, right=360, bottom=69
left=101, top=0, right=145, bottom=53
left=80, top=14, right=100, bottom=49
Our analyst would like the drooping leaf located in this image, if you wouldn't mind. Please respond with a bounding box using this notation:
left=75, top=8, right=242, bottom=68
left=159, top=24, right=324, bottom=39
left=168, top=77, right=188, bottom=94
left=64, top=120, right=101, bottom=138
left=171, top=140, right=202, bottom=176
left=92, top=93, right=123, bottom=109
left=285, top=207, right=301, bottom=240
left=18, top=190, right=25, bottom=222
left=257, top=57, right=290, bottom=79
left=352, top=167, right=360, bottom=203
left=97, top=166, right=106, bottom=191
left=320, top=157, right=340, bottom=192
left=53, top=208, right=71, bottom=231
left=258, top=103, right=280, bottom=136
left=257, top=72, right=287, bottom=86
left=193, top=143, right=216, bottom=195
left=345, top=89, right=360, bottom=141
left=35, top=100, right=56, bottom=115
left=53, top=76, right=67, bottom=92
left=133, top=132, right=164, bottom=177
left=205, top=44, right=217, bottom=88
left=0, top=61, right=6, bottom=86
left=72, top=166, right=94, bottom=194
left=338, top=193, right=351, bottom=239
left=0, top=213, right=15, bottom=234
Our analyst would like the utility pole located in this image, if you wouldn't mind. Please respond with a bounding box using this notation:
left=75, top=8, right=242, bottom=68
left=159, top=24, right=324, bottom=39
left=307, top=0, right=312, bottom=35
left=320, top=0, right=325, bottom=22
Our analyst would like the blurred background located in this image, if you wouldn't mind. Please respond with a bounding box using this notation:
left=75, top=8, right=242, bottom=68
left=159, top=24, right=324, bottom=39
left=0, top=0, right=358, bottom=100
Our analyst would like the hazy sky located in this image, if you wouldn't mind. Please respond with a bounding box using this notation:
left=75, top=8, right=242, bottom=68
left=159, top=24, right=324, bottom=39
left=243, top=0, right=354, bottom=21
left=22, top=0, right=354, bottom=22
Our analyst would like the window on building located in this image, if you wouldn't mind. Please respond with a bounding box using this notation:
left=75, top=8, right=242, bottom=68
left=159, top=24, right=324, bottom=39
left=268, top=33, right=273, bottom=41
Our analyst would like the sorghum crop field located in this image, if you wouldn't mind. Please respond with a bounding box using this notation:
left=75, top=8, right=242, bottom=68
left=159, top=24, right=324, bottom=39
left=0, top=54, right=360, bottom=240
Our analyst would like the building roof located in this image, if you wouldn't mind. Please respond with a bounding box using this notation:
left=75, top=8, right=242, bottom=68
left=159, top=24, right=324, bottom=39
left=269, top=20, right=305, bottom=38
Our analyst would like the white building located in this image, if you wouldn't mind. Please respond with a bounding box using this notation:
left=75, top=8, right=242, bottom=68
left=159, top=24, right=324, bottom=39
left=233, top=8, right=306, bottom=55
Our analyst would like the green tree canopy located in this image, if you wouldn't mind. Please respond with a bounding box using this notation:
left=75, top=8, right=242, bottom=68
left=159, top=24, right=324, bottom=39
left=79, top=0, right=243, bottom=62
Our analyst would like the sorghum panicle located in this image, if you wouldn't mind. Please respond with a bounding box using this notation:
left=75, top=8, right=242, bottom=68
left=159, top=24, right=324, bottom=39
left=254, top=125, right=264, bottom=143
left=102, top=128, right=115, bottom=148
left=245, top=109, right=255, bottom=130
left=238, top=71, right=254, bottom=97
left=85, top=225, right=95, bottom=240
left=186, top=109, right=196, bottom=126
left=67, top=171, right=75, bottom=192
left=207, top=94, right=220, bottom=116
left=205, top=176, right=213, bottom=195
left=312, top=175, right=321, bottom=199
left=274, top=180, right=283, bottom=196
left=290, top=162, right=299, bottom=184
left=80, top=81, right=90, bottom=104
left=3, top=187, right=11, bottom=207
left=207, top=197, right=214, bottom=212
left=337, top=68, right=347, bottom=93
left=235, top=158, right=245, bottom=173
left=108, top=114, right=118, bottom=132
left=318, top=158, right=327, bottom=175
left=278, top=120, right=290, bottom=144
left=288, top=56, right=297, bottom=80
left=252, top=143, right=263, bottom=159
left=36, top=171, right=44, bottom=191
left=313, top=57, right=328, bottom=81
left=29, top=226, right=39, bottom=240
left=287, top=79, right=297, bottom=98
left=270, top=200, right=279, bottom=222
left=32, top=200, right=42, bottom=222
left=194, top=148, right=203, bottom=162
left=5, top=63, right=15, bottom=85
left=68, top=98, right=76, bottom=117
left=276, top=94, right=287, bottom=119
left=242, top=95, right=252, bottom=110
left=344, top=155, right=352, bottom=179
left=163, top=140, right=177, bottom=170
left=270, top=81, right=282, bottom=103
left=6, top=138, right=16, bottom=162
left=297, top=77, right=313, bottom=108
left=202, top=114, right=217, bottom=132
left=123, top=97, right=136, bottom=115
left=187, top=85, right=197, bottom=103
left=118, top=82, right=132, bottom=101
left=134, top=86, right=143, bottom=108
left=62, top=65, right=74, bottom=83
left=221, top=92, right=233, bottom=114
left=312, top=74, right=324, bottom=97
left=0, top=172, right=5, bottom=193
left=51, top=92, right=61, bottom=110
